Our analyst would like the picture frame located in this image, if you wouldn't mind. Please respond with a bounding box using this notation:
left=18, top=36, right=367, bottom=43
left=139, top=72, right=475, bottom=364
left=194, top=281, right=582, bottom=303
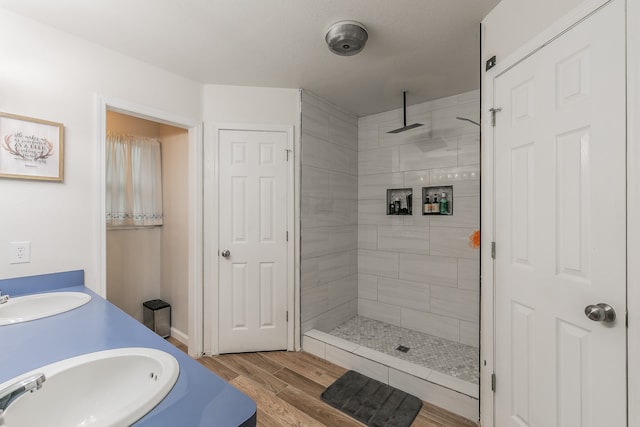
left=0, top=112, right=64, bottom=182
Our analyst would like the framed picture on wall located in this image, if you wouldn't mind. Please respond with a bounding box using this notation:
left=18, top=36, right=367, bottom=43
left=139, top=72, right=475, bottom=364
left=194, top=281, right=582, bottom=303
left=0, top=112, right=64, bottom=182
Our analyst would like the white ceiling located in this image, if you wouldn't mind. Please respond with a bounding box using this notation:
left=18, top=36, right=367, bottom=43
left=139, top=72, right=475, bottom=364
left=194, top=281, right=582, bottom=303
left=0, top=0, right=501, bottom=116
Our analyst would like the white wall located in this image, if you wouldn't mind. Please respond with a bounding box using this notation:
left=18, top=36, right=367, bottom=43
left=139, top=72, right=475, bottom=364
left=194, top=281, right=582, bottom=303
left=107, top=228, right=161, bottom=321
left=0, top=8, right=202, bottom=291
left=203, top=85, right=299, bottom=125
left=160, top=125, right=189, bottom=336
left=357, top=90, right=480, bottom=347
left=482, top=0, right=583, bottom=64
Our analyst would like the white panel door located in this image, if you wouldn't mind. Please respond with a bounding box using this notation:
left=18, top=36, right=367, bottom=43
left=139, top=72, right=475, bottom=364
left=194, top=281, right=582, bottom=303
left=493, top=1, right=626, bottom=426
left=218, top=129, right=289, bottom=353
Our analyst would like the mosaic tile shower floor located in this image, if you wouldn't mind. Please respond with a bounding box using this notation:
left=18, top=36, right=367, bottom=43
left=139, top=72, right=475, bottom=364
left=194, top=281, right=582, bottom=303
left=328, top=316, right=479, bottom=384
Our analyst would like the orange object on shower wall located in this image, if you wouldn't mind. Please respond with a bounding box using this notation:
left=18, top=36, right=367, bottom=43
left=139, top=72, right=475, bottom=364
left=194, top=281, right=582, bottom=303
left=468, top=230, right=480, bottom=249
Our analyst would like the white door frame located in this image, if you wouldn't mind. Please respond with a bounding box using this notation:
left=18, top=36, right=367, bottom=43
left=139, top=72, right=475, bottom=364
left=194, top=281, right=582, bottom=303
left=480, top=0, right=627, bottom=425
left=204, top=123, right=296, bottom=355
left=626, top=0, right=640, bottom=424
left=96, top=95, right=204, bottom=358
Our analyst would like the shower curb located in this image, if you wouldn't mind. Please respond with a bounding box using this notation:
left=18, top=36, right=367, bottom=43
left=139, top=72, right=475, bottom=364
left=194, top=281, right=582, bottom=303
left=303, top=329, right=479, bottom=422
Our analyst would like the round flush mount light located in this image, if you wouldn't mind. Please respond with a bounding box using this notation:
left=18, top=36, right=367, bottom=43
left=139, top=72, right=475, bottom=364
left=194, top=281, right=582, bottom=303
left=325, top=21, right=368, bottom=56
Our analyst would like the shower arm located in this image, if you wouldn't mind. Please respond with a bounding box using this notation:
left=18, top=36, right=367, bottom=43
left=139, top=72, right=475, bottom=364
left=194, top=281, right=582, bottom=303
left=455, top=117, right=480, bottom=126
left=402, top=91, right=407, bottom=127
left=387, top=91, right=423, bottom=134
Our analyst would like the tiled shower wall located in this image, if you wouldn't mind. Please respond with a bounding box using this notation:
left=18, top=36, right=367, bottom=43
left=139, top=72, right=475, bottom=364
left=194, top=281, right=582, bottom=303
left=357, top=90, right=480, bottom=347
left=300, top=90, right=359, bottom=334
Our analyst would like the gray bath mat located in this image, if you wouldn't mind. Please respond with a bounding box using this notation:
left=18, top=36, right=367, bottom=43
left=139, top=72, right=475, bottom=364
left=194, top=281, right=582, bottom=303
left=320, top=370, right=422, bottom=427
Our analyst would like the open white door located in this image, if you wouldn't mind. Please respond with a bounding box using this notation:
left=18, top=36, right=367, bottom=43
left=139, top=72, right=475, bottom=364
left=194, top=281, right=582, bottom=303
left=493, top=1, right=626, bottom=425
left=218, top=128, right=291, bottom=353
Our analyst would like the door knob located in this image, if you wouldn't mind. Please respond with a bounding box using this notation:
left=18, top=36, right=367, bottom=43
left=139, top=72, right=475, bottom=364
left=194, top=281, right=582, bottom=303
left=584, top=303, right=616, bottom=322
left=221, top=250, right=230, bottom=258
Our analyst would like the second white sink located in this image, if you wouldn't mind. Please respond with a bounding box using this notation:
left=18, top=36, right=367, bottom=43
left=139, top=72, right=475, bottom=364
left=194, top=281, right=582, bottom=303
left=0, top=292, right=91, bottom=325
left=0, top=347, right=179, bottom=426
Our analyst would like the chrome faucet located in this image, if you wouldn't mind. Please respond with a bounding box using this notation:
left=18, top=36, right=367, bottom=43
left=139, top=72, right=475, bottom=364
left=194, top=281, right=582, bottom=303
left=0, top=373, right=46, bottom=416
left=0, top=290, right=8, bottom=305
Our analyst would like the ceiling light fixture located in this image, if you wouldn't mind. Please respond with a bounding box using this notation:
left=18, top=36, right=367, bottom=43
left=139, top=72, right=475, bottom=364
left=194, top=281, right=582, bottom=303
left=325, top=21, right=368, bottom=56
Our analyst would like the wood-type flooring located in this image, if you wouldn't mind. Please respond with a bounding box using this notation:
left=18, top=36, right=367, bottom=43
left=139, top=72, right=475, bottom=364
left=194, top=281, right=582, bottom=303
left=167, top=337, right=477, bottom=427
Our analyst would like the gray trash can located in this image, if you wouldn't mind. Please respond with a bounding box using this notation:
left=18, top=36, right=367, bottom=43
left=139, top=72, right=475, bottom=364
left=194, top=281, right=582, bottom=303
left=143, top=299, right=171, bottom=338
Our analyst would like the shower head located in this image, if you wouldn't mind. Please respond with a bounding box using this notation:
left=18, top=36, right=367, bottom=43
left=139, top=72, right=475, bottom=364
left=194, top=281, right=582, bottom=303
left=325, top=21, right=368, bottom=56
left=387, top=91, right=424, bottom=134
left=387, top=123, right=423, bottom=134
left=455, top=117, right=480, bottom=126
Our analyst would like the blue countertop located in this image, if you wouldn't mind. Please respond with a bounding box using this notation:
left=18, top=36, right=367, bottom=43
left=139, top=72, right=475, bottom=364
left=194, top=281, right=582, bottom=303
left=0, top=271, right=256, bottom=427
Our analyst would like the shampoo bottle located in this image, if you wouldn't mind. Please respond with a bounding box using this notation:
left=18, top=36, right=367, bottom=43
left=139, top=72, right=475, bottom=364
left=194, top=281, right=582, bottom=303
left=431, top=194, right=439, bottom=213
left=439, top=192, right=449, bottom=214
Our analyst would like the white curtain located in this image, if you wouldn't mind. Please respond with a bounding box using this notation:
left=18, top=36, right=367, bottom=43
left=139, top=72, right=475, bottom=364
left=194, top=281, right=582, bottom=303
left=106, top=133, right=163, bottom=227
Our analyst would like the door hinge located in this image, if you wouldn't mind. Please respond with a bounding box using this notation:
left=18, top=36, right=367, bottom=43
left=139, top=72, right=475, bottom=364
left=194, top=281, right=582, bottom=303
left=286, top=231, right=289, bottom=241
left=491, top=373, right=496, bottom=392
left=285, top=148, right=292, bottom=161
left=491, top=241, right=496, bottom=259
left=489, top=107, right=502, bottom=127
left=286, top=311, right=289, bottom=322
left=626, top=312, right=629, bottom=328
left=486, top=55, right=497, bottom=71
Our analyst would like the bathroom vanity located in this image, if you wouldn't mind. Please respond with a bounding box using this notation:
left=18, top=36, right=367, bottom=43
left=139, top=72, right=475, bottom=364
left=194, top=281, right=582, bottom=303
left=0, top=270, right=257, bottom=427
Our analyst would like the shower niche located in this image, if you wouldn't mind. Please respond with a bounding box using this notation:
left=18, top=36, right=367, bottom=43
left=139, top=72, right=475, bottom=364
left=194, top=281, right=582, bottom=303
left=421, top=186, right=453, bottom=215
left=386, top=188, right=413, bottom=215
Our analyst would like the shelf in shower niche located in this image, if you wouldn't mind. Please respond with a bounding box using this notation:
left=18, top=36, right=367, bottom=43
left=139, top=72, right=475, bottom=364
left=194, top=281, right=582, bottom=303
left=386, top=188, right=413, bottom=215
left=421, top=186, right=453, bottom=215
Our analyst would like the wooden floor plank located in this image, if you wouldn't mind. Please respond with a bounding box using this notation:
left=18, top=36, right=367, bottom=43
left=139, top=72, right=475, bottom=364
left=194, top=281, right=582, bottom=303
left=273, top=367, right=327, bottom=398
left=197, top=357, right=239, bottom=382
left=259, top=351, right=342, bottom=387
left=255, top=410, right=280, bottom=427
left=412, top=412, right=446, bottom=427
left=166, top=337, right=187, bottom=353
left=239, top=351, right=284, bottom=374
left=419, top=401, right=478, bottom=427
left=277, top=385, right=365, bottom=427
left=297, top=351, right=348, bottom=377
left=231, top=375, right=323, bottom=427
left=215, top=353, right=288, bottom=394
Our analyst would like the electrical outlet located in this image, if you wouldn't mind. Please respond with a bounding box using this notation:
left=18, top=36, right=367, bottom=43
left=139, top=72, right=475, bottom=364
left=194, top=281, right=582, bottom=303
left=10, top=241, right=30, bottom=264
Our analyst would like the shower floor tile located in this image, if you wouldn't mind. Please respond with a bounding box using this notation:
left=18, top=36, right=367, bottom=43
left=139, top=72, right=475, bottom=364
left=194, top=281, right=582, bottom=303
left=328, top=316, right=479, bottom=384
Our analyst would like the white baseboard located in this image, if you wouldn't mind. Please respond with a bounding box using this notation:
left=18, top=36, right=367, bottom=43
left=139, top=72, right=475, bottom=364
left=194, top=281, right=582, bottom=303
left=170, top=327, right=188, bottom=345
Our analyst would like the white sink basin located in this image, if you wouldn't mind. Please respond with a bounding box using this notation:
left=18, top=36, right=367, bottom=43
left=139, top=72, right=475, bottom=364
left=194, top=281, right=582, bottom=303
left=0, top=347, right=179, bottom=426
left=0, top=292, right=91, bottom=325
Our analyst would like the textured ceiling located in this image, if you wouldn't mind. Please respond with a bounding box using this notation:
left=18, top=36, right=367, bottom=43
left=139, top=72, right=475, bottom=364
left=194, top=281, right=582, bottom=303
left=0, top=0, right=501, bottom=116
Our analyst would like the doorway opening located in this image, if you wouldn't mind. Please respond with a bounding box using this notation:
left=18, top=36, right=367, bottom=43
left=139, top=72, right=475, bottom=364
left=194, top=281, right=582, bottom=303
left=105, top=111, right=189, bottom=342
left=97, top=97, right=203, bottom=357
